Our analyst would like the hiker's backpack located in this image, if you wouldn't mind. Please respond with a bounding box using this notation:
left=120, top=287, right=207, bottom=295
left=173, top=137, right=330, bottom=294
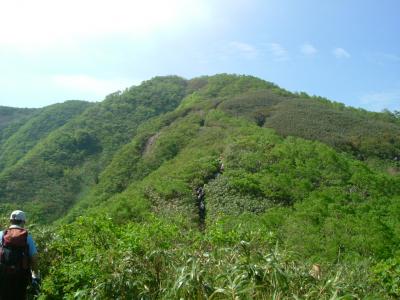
left=0, top=228, right=30, bottom=276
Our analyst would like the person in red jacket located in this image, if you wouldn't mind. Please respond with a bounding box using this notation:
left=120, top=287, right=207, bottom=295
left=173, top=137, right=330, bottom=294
left=0, top=210, right=39, bottom=300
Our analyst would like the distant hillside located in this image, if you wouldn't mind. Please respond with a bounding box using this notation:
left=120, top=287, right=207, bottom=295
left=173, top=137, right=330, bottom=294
left=0, top=101, right=92, bottom=171
left=0, top=76, right=191, bottom=221
left=0, top=106, right=37, bottom=129
left=0, top=106, right=37, bottom=148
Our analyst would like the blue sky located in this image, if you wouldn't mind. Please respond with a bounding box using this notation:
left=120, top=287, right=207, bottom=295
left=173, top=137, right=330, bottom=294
left=0, top=0, right=399, bottom=111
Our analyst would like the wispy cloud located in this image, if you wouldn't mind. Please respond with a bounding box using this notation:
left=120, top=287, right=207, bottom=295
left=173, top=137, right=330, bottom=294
left=229, top=41, right=258, bottom=59
left=359, top=89, right=400, bottom=112
left=366, top=52, right=400, bottom=65
left=52, top=75, right=138, bottom=97
left=267, top=43, right=289, bottom=61
left=379, top=53, right=400, bottom=62
left=333, top=47, right=351, bottom=59
left=300, top=43, right=317, bottom=56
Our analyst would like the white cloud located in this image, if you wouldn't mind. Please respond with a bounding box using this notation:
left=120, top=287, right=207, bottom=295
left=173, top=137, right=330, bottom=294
left=52, top=74, right=139, bottom=97
left=300, top=43, right=317, bottom=56
left=0, top=0, right=210, bottom=49
left=267, top=43, right=289, bottom=61
left=359, top=89, right=400, bottom=112
left=229, top=41, right=258, bottom=59
left=333, top=47, right=351, bottom=59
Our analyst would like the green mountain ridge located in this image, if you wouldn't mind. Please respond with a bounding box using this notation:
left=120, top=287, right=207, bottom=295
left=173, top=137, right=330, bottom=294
left=1, top=74, right=400, bottom=298
left=0, top=100, right=93, bottom=171
left=0, top=106, right=38, bottom=148
left=0, top=106, right=37, bottom=129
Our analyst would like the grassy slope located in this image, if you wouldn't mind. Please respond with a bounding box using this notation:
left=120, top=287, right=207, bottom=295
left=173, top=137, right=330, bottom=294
left=91, top=104, right=400, bottom=259
left=57, top=76, right=398, bottom=263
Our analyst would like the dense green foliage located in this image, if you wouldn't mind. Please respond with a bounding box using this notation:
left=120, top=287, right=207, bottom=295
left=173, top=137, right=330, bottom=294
left=0, top=74, right=399, bottom=298
left=34, top=216, right=385, bottom=299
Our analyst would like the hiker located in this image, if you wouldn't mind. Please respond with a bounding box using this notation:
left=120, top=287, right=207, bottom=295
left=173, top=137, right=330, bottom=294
left=0, top=210, right=39, bottom=300
left=196, top=187, right=206, bottom=215
left=195, top=187, right=206, bottom=230
left=219, top=156, right=225, bottom=173
left=196, top=187, right=205, bottom=202
left=215, top=156, right=225, bottom=177
left=310, top=264, right=322, bottom=280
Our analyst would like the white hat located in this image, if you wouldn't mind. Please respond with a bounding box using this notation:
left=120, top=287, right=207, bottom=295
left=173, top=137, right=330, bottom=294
left=10, top=210, right=26, bottom=222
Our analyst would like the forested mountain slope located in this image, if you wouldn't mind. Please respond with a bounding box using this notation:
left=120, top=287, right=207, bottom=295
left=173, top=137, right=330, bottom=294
left=0, top=106, right=37, bottom=148
left=1, top=74, right=400, bottom=298
left=0, top=106, right=37, bottom=130
left=0, top=101, right=93, bottom=172
left=218, top=89, right=400, bottom=162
